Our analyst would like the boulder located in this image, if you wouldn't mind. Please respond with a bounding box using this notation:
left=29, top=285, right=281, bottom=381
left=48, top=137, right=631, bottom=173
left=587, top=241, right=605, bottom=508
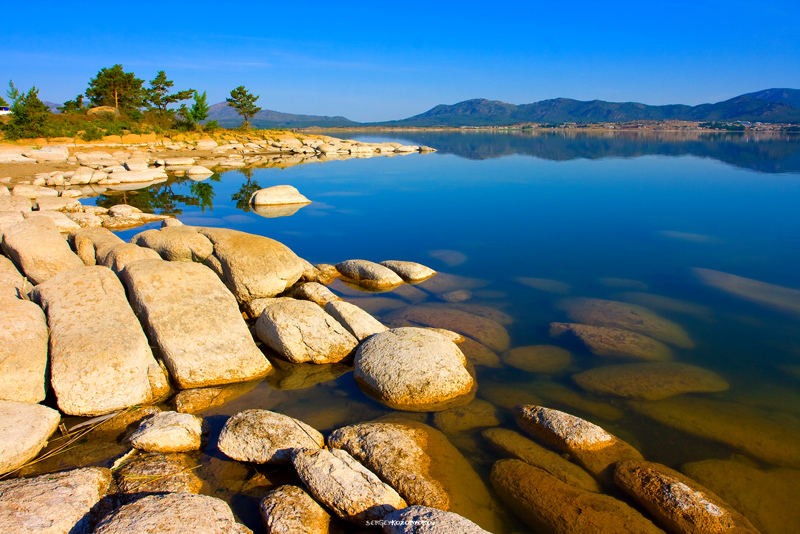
left=1, top=217, right=84, bottom=284
left=382, top=506, right=490, bottom=534
left=615, top=460, right=759, bottom=534
left=550, top=322, right=673, bottom=361
left=102, top=212, right=170, bottom=231
left=34, top=196, right=81, bottom=212
left=682, top=459, right=800, bottom=534
left=23, top=211, right=82, bottom=233
left=354, top=328, right=476, bottom=411
left=0, top=212, right=25, bottom=236
left=11, top=184, right=58, bottom=198
left=379, top=260, right=437, bottom=283
left=0, top=467, right=112, bottom=534
left=501, top=345, right=572, bottom=373
left=260, top=485, right=331, bottom=534
left=129, top=411, right=204, bottom=452
left=197, top=227, right=305, bottom=302
left=335, top=259, right=404, bottom=290
left=432, top=399, right=501, bottom=435
left=164, top=157, right=196, bottom=166
left=491, top=459, right=664, bottom=534
left=572, top=362, right=729, bottom=400
left=313, top=263, right=339, bottom=284
left=557, top=298, right=694, bottom=348
left=70, top=226, right=123, bottom=266
left=0, top=401, right=60, bottom=476
left=251, top=204, right=308, bottom=218
left=482, top=428, right=600, bottom=493
left=630, top=397, right=800, bottom=468
left=171, top=381, right=261, bottom=414
left=32, top=266, right=169, bottom=416
left=291, top=282, right=341, bottom=307
left=22, top=145, right=69, bottom=162
left=92, top=493, right=252, bottom=534
left=121, top=260, right=272, bottom=389
left=218, top=409, right=323, bottom=464
left=694, top=267, right=800, bottom=318
left=255, top=299, right=358, bottom=364
left=124, top=158, right=149, bottom=171
left=132, top=226, right=214, bottom=262
left=531, top=380, right=624, bottom=421
left=292, top=448, right=407, bottom=526
left=514, top=405, right=643, bottom=479
left=249, top=185, right=312, bottom=205
left=324, top=300, right=388, bottom=341
left=195, top=139, right=218, bottom=149
left=96, top=242, right=162, bottom=274
left=115, top=453, right=203, bottom=496
left=0, top=298, right=48, bottom=403
left=384, top=305, right=509, bottom=352
left=458, top=338, right=502, bottom=368
left=0, top=196, right=33, bottom=211
left=0, top=256, right=28, bottom=298
left=87, top=106, right=119, bottom=116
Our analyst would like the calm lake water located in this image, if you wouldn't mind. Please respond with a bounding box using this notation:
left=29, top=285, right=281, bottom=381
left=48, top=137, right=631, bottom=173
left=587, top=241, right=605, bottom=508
left=53, top=131, right=800, bottom=532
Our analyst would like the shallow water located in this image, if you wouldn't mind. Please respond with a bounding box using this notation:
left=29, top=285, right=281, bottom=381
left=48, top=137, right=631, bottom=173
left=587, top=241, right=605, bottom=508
left=33, top=131, right=800, bottom=532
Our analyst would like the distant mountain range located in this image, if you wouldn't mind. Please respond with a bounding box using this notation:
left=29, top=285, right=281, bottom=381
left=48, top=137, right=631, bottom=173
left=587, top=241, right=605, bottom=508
left=205, top=102, right=359, bottom=129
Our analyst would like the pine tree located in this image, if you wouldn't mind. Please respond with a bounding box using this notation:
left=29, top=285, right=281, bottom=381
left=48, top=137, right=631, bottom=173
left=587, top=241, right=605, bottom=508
left=85, top=64, right=146, bottom=112
left=147, top=71, right=193, bottom=116
left=4, top=81, right=50, bottom=139
left=226, top=86, right=261, bottom=128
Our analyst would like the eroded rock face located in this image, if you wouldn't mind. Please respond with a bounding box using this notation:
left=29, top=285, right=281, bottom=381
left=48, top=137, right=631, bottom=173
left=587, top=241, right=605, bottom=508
left=218, top=410, right=324, bottom=464
left=572, top=362, right=729, bottom=400
left=255, top=299, right=358, bottom=364
left=121, top=260, right=272, bottom=389
left=335, top=259, right=404, bottom=290
left=615, top=460, right=759, bottom=534
left=491, top=459, right=664, bottom=534
left=0, top=467, right=112, bottom=534
left=96, top=242, right=162, bottom=274
left=550, top=322, right=674, bottom=361
left=324, top=300, right=388, bottom=341
left=382, top=506, right=491, bottom=534
left=501, top=345, right=572, bottom=373
left=129, top=411, right=204, bottom=453
left=197, top=227, right=305, bottom=302
left=132, top=226, right=214, bottom=262
left=291, top=448, right=407, bottom=526
left=92, top=493, right=252, bottom=534
left=0, top=298, right=48, bottom=403
left=514, top=405, right=643, bottom=479
left=379, top=261, right=437, bottom=283
left=115, top=453, right=203, bottom=496
left=0, top=401, right=60, bottom=476
left=249, top=185, right=312, bottom=205
left=557, top=298, right=694, bottom=349
left=354, top=328, right=475, bottom=411
left=33, top=266, right=169, bottom=416
left=259, top=485, right=331, bottom=534
left=1, top=217, right=84, bottom=284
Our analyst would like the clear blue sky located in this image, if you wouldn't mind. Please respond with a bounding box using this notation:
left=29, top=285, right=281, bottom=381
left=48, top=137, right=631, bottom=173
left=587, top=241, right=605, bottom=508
left=3, top=1, right=799, bottom=122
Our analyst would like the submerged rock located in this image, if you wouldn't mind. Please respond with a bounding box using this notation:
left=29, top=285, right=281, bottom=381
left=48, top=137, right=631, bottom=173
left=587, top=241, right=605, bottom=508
left=531, top=379, right=624, bottom=421
left=132, top=226, right=214, bottom=262
left=249, top=185, right=311, bottom=205
left=572, top=362, right=729, bottom=400
left=514, top=404, right=643, bottom=479
left=354, top=328, right=475, bottom=411
left=121, top=260, right=271, bottom=389
left=514, top=276, right=572, bottom=294
left=550, top=322, right=673, bottom=361
left=458, top=338, right=502, bottom=368
left=324, top=299, right=388, bottom=341
left=266, top=359, right=352, bottom=391
left=255, top=299, right=358, bottom=364
left=432, top=399, right=501, bottom=435
left=557, top=297, right=694, bottom=348
left=33, top=266, right=169, bottom=416
left=115, top=452, right=203, bottom=496
left=218, top=409, right=324, bottom=464
left=379, top=260, right=437, bottom=283
left=171, top=381, right=261, bottom=414
left=292, top=447, right=407, bottom=526
left=482, top=428, right=601, bottom=493
left=694, top=267, right=800, bottom=317
left=92, top=493, right=252, bottom=534
left=335, top=259, right=404, bottom=290
left=501, top=344, right=572, bottom=373
left=129, top=411, right=204, bottom=453
left=0, top=467, right=112, bottom=534
left=260, top=485, right=331, bottom=534
left=491, top=459, right=664, bottom=534
left=0, top=298, right=48, bottom=403
left=1, top=217, right=84, bottom=284
left=0, top=401, right=60, bottom=476
left=382, top=506, right=491, bottom=534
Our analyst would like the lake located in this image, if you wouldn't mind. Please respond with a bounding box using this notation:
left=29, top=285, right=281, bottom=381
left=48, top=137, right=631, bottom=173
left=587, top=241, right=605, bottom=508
left=50, top=130, right=800, bottom=532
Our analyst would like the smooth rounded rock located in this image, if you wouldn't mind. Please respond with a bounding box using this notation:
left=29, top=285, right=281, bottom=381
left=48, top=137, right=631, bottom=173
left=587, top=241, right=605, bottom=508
left=291, top=282, right=341, bottom=307
left=382, top=506, right=491, bottom=534
left=115, top=453, right=203, bottom=495
left=335, top=259, right=404, bottom=290
left=0, top=299, right=48, bottom=403
left=324, top=300, right=388, bottom=341
left=129, top=411, right=204, bottom=452
left=249, top=185, right=311, bottom=205
left=501, top=345, right=572, bottom=373
left=260, top=485, right=331, bottom=534
left=0, top=401, right=60, bottom=476
left=132, top=226, right=214, bottom=262
left=432, top=399, right=501, bottom=434
left=550, top=322, right=674, bottom=361
left=1, top=217, right=84, bottom=284
left=218, top=409, right=324, bottom=464
left=379, top=260, right=437, bottom=283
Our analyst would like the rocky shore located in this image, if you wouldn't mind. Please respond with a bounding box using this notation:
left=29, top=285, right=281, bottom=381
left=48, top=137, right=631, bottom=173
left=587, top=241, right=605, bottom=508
left=0, top=133, right=791, bottom=533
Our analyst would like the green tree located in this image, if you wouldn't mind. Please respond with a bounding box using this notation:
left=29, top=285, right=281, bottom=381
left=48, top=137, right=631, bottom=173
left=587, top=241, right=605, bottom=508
left=179, top=90, right=210, bottom=128
left=86, top=64, right=145, bottom=112
left=0, top=94, right=7, bottom=107
left=58, top=94, right=87, bottom=114
left=147, top=71, right=193, bottom=116
left=4, top=80, right=50, bottom=139
left=226, top=85, right=261, bottom=128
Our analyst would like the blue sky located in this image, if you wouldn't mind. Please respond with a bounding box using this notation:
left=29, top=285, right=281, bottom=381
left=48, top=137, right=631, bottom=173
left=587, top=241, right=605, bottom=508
left=3, top=1, right=799, bottom=122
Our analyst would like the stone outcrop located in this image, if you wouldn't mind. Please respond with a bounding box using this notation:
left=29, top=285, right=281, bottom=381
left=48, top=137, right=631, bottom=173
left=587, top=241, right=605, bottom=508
left=0, top=298, right=48, bottom=403
left=335, top=259, right=404, bottom=289
left=249, top=185, right=312, bottom=205
left=324, top=300, right=388, bottom=341
left=0, top=401, right=60, bottom=476
left=385, top=305, right=510, bottom=352
left=615, top=460, right=759, bottom=534
left=96, top=243, right=162, bottom=274
left=0, top=467, right=112, bottom=534
left=0, top=253, right=27, bottom=299
left=354, top=328, right=476, bottom=411
left=121, top=259, right=272, bottom=389
left=33, top=266, right=169, bottom=415
left=115, top=453, right=203, bottom=496
left=197, top=227, right=305, bottom=302
left=129, top=411, right=204, bottom=453
left=550, top=322, right=674, bottom=361
left=379, top=260, right=437, bottom=283
left=218, top=409, right=324, bottom=464
left=292, top=447, right=407, bottom=526
left=255, top=299, right=358, bottom=364
left=491, top=459, right=664, bottom=534
left=291, top=282, right=341, bottom=307
left=70, top=226, right=123, bottom=266
left=1, top=217, right=84, bottom=284
left=501, top=344, right=572, bottom=373
left=132, top=226, right=214, bottom=262
left=259, top=485, right=331, bottom=534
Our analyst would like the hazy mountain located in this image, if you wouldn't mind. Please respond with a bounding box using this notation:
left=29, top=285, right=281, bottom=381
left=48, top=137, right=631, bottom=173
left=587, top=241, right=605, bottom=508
left=372, top=89, right=800, bottom=127
left=205, top=102, right=359, bottom=129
